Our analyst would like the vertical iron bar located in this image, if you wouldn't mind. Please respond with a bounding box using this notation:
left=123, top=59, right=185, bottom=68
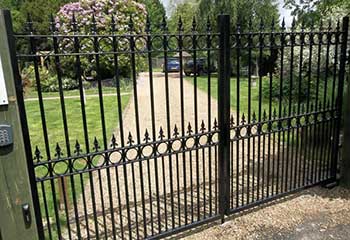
left=72, top=14, right=99, bottom=238
left=111, top=16, right=131, bottom=238
left=247, top=20, right=252, bottom=203
left=276, top=19, right=285, bottom=194
left=285, top=21, right=295, bottom=192
left=257, top=19, right=264, bottom=198
left=178, top=17, right=188, bottom=225
left=218, top=14, right=231, bottom=220
left=304, top=23, right=314, bottom=186
left=129, top=17, right=141, bottom=239
left=50, top=16, right=81, bottom=239
left=91, top=16, right=109, bottom=238
left=27, top=15, right=62, bottom=238
left=145, top=16, right=155, bottom=235
left=295, top=24, right=305, bottom=188
left=162, top=18, right=174, bottom=229
left=332, top=17, right=349, bottom=180
left=235, top=20, right=241, bottom=207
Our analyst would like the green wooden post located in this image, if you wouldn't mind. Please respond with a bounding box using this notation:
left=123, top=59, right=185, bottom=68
left=0, top=10, right=40, bottom=239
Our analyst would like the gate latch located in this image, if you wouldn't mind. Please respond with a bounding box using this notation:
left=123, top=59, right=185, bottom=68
left=22, top=203, right=31, bottom=227
left=0, top=125, right=13, bottom=147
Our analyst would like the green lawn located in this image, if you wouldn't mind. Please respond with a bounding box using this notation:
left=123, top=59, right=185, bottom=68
left=186, top=75, right=276, bottom=118
left=186, top=74, right=334, bottom=120
left=25, top=88, right=131, bottom=238
left=25, top=86, right=129, bottom=99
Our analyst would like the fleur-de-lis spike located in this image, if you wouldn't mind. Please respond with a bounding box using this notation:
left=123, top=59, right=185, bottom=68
left=281, top=17, right=285, bottom=31
left=230, top=115, right=235, bottom=127
left=55, top=143, right=62, bottom=158
left=252, top=111, right=257, bottom=122
left=271, top=17, right=275, bottom=31
left=159, top=127, right=165, bottom=140
left=127, top=132, right=134, bottom=146
left=301, top=21, right=306, bottom=33
left=187, top=122, right=193, bottom=135
left=336, top=19, right=340, bottom=31
left=178, top=16, right=183, bottom=32
left=310, top=103, right=314, bottom=111
left=173, top=124, right=179, bottom=137
left=273, top=108, right=277, bottom=119
left=162, top=15, right=168, bottom=32
left=72, top=12, right=78, bottom=32
left=207, top=16, right=211, bottom=32
left=91, top=14, right=97, bottom=33
left=301, top=104, right=305, bottom=113
left=74, top=140, right=82, bottom=155
left=236, top=17, right=241, bottom=33
left=319, top=19, right=323, bottom=31
left=192, top=16, right=197, bottom=32
left=144, top=129, right=151, bottom=143
left=309, top=18, right=314, bottom=31
left=241, top=113, right=246, bottom=124
left=146, top=14, right=151, bottom=33
left=213, top=118, right=218, bottom=130
left=248, top=18, right=253, bottom=32
left=291, top=17, right=296, bottom=31
left=328, top=19, right=332, bottom=31
left=34, top=146, right=42, bottom=161
left=111, top=134, right=117, bottom=148
left=111, top=14, right=116, bottom=32
left=260, top=17, right=264, bottom=31
left=263, top=110, right=267, bottom=121
left=26, top=13, right=34, bottom=33
left=283, top=106, right=287, bottom=117
left=49, top=14, right=56, bottom=32
left=200, top=120, right=206, bottom=133
left=93, top=137, right=100, bottom=151
left=129, top=15, right=134, bottom=32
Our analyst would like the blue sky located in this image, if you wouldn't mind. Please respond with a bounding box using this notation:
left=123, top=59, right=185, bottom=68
left=160, top=0, right=293, bottom=27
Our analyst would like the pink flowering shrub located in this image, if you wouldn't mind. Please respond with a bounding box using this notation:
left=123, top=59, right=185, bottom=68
left=55, top=0, right=147, bottom=79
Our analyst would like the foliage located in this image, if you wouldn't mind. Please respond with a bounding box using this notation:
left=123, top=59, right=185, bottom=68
left=262, top=75, right=318, bottom=103
left=55, top=0, right=147, bottom=79
left=284, top=0, right=350, bottom=26
left=168, top=1, right=198, bottom=32
left=139, top=0, right=166, bottom=33
left=21, top=66, right=79, bottom=92
left=196, top=0, right=280, bottom=32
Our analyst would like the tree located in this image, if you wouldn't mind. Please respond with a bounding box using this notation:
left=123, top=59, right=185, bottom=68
left=168, top=1, right=198, bottom=32
left=56, top=0, right=147, bottom=78
left=139, top=0, right=166, bottom=32
left=284, top=0, right=350, bottom=26
left=197, top=0, right=279, bottom=31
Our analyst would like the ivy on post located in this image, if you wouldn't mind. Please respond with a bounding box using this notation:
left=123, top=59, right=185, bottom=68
left=0, top=10, right=41, bottom=239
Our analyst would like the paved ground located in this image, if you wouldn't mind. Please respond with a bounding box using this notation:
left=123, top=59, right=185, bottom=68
left=181, top=186, right=350, bottom=240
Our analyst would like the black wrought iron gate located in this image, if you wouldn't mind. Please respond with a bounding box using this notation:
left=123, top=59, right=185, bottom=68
left=4, top=8, right=349, bottom=239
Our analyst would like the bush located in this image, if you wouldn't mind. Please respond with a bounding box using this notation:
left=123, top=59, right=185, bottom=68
left=55, top=0, right=147, bottom=79
left=21, top=66, right=79, bottom=92
left=262, top=74, right=319, bottom=103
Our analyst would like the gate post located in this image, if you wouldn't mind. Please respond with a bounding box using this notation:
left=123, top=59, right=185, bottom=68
left=218, top=14, right=231, bottom=221
left=0, top=10, right=42, bottom=239
left=334, top=16, right=348, bottom=184
left=341, top=17, right=350, bottom=188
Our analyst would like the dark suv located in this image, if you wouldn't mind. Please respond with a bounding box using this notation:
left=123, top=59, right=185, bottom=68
left=184, top=58, right=216, bottom=76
